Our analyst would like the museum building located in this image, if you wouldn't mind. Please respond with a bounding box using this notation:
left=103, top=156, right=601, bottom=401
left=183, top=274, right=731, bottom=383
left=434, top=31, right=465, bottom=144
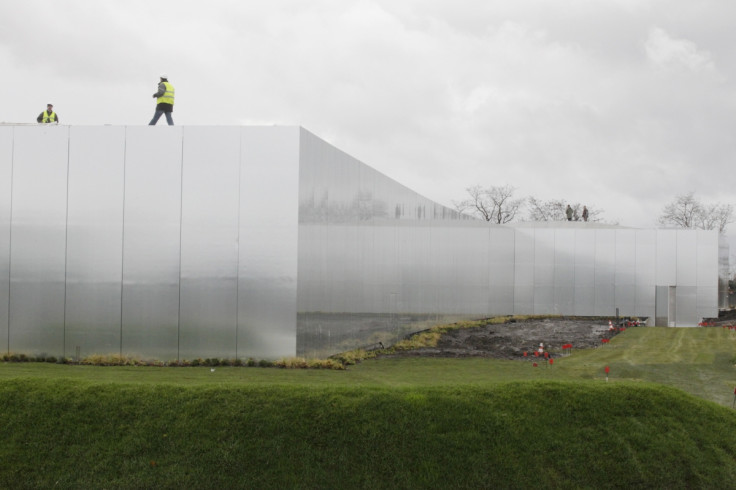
left=0, top=125, right=728, bottom=360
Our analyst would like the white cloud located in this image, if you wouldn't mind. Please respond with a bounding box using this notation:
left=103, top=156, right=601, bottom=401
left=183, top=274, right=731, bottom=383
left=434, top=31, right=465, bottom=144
left=645, top=26, right=716, bottom=72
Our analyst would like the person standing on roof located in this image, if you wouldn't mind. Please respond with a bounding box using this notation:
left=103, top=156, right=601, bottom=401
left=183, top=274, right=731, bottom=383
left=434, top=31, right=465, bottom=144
left=37, top=103, right=59, bottom=123
left=565, top=204, right=573, bottom=221
left=149, top=73, right=175, bottom=125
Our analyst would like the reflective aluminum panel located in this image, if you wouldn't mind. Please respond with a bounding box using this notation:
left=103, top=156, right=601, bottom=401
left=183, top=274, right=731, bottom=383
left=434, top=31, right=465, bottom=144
left=697, top=287, right=717, bottom=321
left=513, top=228, right=535, bottom=313
left=0, top=127, right=12, bottom=352
left=487, top=227, right=515, bottom=314
left=121, top=126, right=183, bottom=360
left=534, top=229, right=555, bottom=314
left=9, top=126, right=69, bottom=356
left=656, top=230, right=677, bottom=286
left=675, top=286, right=698, bottom=326
left=676, top=230, right=697, bottom=286
left=696, top=230, right=717, bottom=287
left=594, top=229, right=615, bottom=315
left=635, top=230, right=657, bottom=286
left=614, top=230, right=636, bottom=311
left=634, top=230, right=656, bottom=318
left=574, top=230, right=596, bottom=315
left=450, top=225, right=489, bottom=314
left=554, top=229, right=575, bottom=313
left=238, top=127, right=299, bottom=359
left=696, top=231, right=719, bottom=320
left=655, top=285, right=670, bottom=326
left=615, top=230, right=636, bottom=285
left=178, top=127, right=240, bottom=360
left=65, top=126, right=126, bottom=358
left=718, top=236, right=730, bottom=309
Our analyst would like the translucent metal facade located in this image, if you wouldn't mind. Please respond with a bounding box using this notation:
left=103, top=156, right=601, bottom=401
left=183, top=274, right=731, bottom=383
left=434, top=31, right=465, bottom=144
left=0, top=125, right=727, bottom=360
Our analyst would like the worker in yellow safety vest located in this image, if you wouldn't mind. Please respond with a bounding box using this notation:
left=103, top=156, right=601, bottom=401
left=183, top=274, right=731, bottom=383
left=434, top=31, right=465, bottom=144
left=149, top=73, right=175, bottom=125
left=37, top=103, right=59, bottom=123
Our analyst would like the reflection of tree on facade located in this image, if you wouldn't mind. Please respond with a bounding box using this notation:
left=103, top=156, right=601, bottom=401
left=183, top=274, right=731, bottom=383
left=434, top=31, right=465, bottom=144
left=352, top=190, right=390, bottom=221
left=300, top=189, right=467, bottom=223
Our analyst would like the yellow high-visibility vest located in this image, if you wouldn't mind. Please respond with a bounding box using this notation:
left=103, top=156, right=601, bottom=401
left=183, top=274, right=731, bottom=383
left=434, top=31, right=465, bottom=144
left=42, top=111, right=57, bottom=123
left=158, top=82, right=175, bottom=105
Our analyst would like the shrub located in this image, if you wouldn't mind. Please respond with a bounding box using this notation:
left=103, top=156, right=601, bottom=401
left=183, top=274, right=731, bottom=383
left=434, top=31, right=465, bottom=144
left=275, top=357, right=308, bottom=369
left=307, top=358, right=346, bottom=370
left=246, top=358, right=256, bottom=367
left=331, top=349, right=373, bottom=366
left=257, top=359, right=273, bottom=368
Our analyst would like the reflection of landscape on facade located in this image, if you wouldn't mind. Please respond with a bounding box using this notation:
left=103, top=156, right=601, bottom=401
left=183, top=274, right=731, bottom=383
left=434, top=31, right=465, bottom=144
left=297, top=129, right=727, bottom=357
left=0, top=125, right=729, bottom=361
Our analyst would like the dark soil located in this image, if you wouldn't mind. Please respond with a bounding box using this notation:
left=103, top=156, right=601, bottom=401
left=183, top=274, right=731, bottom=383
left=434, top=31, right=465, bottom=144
left=381, top=309, right=736, bottom=360
left=388, top=317, right=629, bottom=360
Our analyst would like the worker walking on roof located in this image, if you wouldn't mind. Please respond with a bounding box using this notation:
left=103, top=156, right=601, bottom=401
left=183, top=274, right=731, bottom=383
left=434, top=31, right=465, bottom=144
left=37, top=103, right=59, bottom=123
left=149, top=73, right=175, bottom=125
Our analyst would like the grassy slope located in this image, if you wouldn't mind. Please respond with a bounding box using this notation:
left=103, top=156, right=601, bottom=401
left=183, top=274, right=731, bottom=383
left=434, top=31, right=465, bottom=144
left=2, top=380, right=736, bottom=489
left=2, top=326, right=736, bottom=488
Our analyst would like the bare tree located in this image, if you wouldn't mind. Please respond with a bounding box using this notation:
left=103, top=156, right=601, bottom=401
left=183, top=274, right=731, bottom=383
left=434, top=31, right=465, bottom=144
left=527, top=197, right=566, bottom=221
left=658, top=192, right=733, bottom=233
left=454, top=185, right=525, bottom=224
left=527, top=197, right=602, bottom=222
left=698, top=202, right=734, bottom=233
left=657, top=192, right=701, bottom=229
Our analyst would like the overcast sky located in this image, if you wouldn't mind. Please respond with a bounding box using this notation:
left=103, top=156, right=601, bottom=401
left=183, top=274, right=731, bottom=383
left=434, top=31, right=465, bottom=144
left=2, top=0, right=735, bottom=235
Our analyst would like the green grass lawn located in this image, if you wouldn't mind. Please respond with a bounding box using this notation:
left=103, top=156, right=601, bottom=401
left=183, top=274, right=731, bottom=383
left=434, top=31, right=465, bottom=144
left=2, top=326, right=736, bottom=488
left=3, top=326, right=734, bottom=405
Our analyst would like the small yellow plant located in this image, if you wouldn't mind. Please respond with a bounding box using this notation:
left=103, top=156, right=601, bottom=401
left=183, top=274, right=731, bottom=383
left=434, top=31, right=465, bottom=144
left=81, top=354, right=142, bottom=366
left=275, top=356, right=345, bottom=370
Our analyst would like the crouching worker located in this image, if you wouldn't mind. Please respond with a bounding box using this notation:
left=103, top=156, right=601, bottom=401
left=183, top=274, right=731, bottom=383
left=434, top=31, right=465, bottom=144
left=37, top=103, right=59, bottom=123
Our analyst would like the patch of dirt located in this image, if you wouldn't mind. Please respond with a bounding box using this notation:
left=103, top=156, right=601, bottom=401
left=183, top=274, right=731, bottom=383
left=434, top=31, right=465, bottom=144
left=387, top=317, right=626, bottom=360
left=376, top=309, right=736, bottom=360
